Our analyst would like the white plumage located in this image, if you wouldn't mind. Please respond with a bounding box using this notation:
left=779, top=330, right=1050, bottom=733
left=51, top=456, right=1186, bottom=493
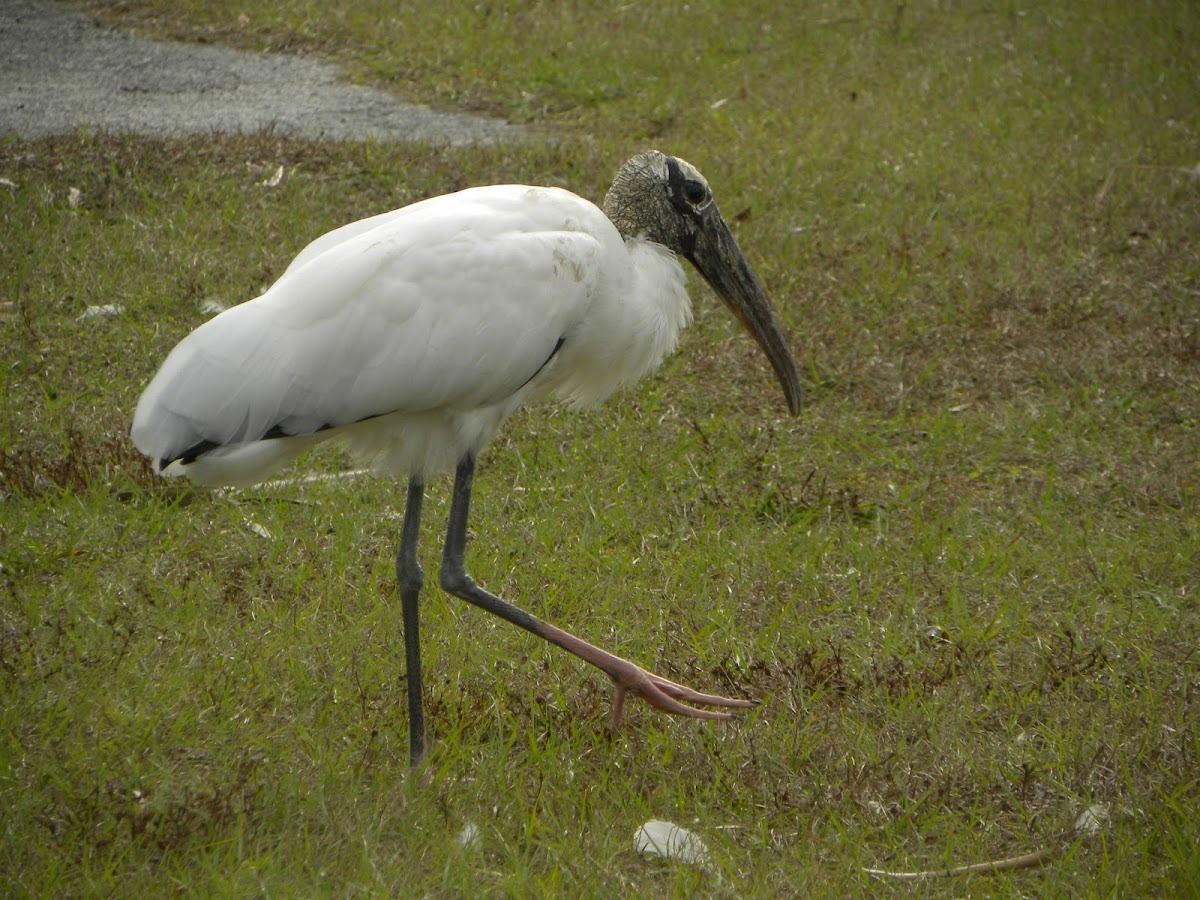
left=133, top=183, right=693, bottom=486
left=133, top=151, right=802, bottom=765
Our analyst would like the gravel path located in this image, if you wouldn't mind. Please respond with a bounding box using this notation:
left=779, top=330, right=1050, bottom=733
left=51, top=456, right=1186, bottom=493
left=0, top=0, right=522, bottom=144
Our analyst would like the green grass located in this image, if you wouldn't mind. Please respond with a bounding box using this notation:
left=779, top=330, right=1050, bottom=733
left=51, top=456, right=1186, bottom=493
left=2, top=0, right=1198, bottom=894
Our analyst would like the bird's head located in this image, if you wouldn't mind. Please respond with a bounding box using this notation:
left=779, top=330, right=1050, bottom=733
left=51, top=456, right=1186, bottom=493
left=603, top=151, right=802, bottom=417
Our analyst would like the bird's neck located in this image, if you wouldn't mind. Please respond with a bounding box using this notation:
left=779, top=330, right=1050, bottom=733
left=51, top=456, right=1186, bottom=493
left=619, top=236, right=694, bottom=372
left=545, top=236, right=692, bottom=411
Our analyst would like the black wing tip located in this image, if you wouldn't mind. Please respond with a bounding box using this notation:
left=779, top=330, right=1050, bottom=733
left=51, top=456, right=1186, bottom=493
left=160, top=419, right=343, bottom=470
left=164, top=438, right=221, bottom=469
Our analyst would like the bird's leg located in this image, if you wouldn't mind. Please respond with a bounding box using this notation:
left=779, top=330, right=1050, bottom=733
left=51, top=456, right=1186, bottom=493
left=438, top=453, right=756, bottom=730
left=397, top=476, right=427, bottom=767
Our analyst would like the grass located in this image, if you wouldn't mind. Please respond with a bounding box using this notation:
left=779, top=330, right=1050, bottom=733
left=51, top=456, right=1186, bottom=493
left=2, top=0, right=1198, bottom=894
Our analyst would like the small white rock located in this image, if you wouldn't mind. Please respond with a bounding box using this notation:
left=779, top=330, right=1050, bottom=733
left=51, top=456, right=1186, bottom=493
left=244, top=519, right=273, bottom=540
left=457, top=822, right=481, bottom=849
left=76, top=304, right=122, bottom=320
left=259, top=165, right=285, bottom=187
left=1074, top=803, right=1109, bottom=836
left=633, top=820, right=712, bottom=868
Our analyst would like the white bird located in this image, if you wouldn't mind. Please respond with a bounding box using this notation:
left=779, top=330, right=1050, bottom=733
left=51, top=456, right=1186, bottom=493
left=132, top=150, right=802, bottom=765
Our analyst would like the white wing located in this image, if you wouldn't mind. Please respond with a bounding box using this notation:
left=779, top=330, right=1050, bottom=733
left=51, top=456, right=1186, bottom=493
left=132, top=185, right=618, bottom=469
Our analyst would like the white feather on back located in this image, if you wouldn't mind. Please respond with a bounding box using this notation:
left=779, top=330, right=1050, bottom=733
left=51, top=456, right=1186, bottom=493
left=132, top=183, right=692, bottom=486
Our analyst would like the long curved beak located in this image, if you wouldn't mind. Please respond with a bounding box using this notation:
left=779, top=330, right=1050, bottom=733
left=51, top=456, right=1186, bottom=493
left=686, top=205, right=803, bottom=416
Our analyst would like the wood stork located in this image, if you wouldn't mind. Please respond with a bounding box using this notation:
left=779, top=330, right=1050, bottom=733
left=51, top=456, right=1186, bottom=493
left=132, top=150, right=802, bottom=765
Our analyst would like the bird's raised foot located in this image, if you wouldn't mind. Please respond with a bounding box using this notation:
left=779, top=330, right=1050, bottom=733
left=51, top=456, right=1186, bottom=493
left=525, top=617, right=756, bottom=732
left=606, top=661, right=757, bottom=733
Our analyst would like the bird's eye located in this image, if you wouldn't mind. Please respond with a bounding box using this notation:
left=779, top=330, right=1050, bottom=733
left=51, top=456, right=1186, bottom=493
left=682, top=179, right=709, bottom=207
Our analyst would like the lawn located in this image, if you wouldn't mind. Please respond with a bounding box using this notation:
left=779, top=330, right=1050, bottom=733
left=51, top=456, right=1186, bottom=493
left=2, top=1, right=1197, bottom=895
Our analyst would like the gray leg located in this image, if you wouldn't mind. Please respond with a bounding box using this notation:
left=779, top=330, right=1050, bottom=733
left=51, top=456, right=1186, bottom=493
left=397, top=476, right=426, bottom=766
left=438, top=453, right=755, bottom=730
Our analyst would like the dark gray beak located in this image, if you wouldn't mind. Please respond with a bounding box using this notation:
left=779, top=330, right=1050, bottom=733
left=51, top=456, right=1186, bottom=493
left=686, top=205, right=803, bottom=416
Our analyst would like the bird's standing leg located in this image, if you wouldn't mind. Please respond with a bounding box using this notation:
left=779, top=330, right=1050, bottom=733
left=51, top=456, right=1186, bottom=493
left=397, top=476, right=427, bottom=767
left=438, top=453, right=756, bottom=730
